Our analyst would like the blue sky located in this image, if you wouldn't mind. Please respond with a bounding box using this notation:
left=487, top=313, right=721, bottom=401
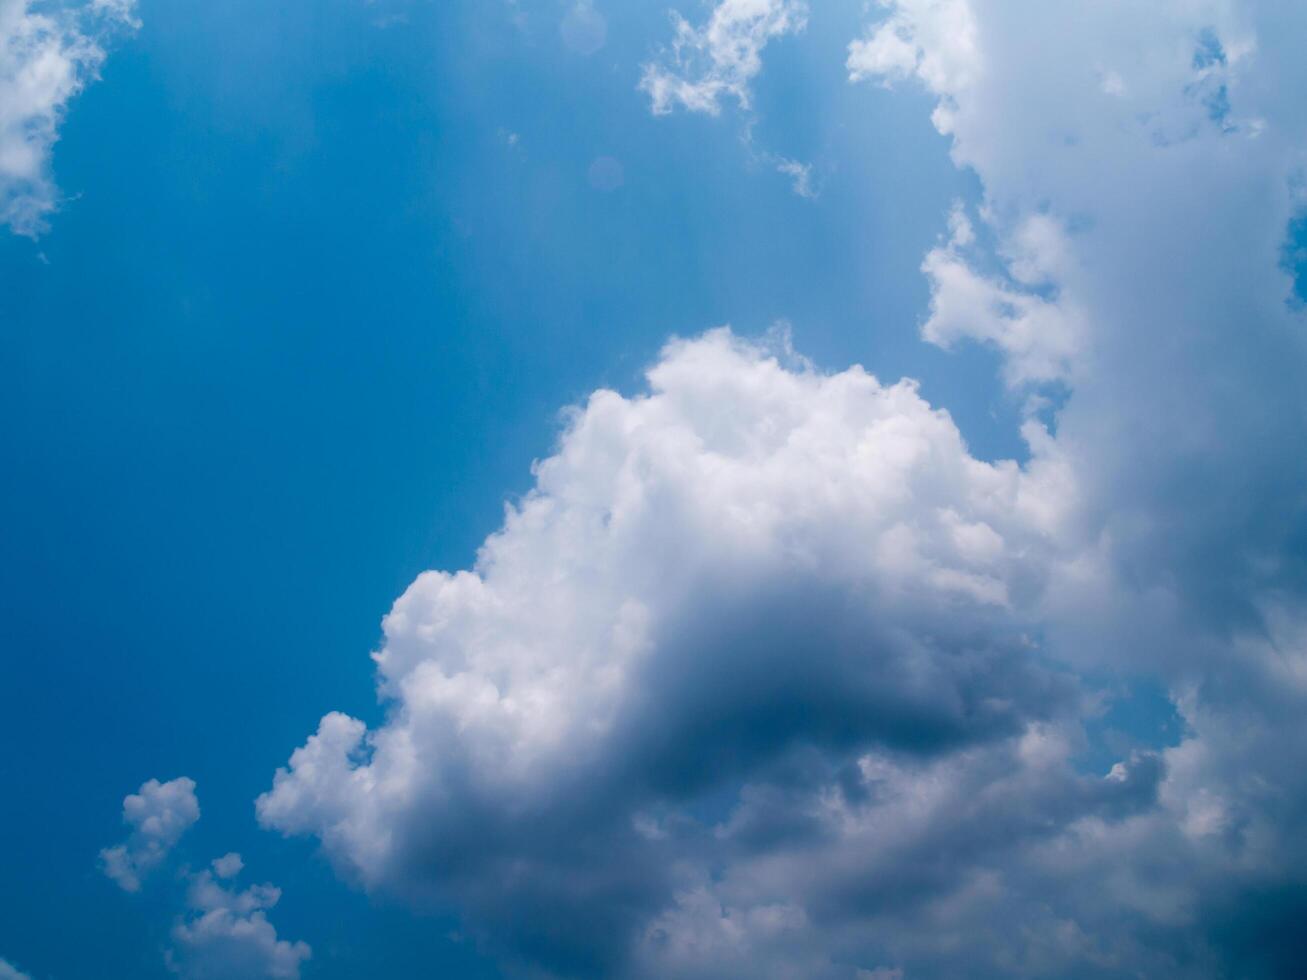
left=4, top=2, right=1307, bottom=979
left=0, top=3, right=988, bottom=975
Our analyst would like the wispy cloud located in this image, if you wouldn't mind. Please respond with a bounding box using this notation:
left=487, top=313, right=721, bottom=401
left=640, top=0, right=807, bottom=116
left=0, top=0, right=138, bottom=236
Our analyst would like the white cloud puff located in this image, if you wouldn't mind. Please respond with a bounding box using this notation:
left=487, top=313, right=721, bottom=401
left=847, top=0, right=979, bottom=95
left=641, top=0, right=807, bottom=115
left=0, top=959, right=31, bottom=980
left=919, top=205, right=1086, bottom=387
left=100, top=776, right=200, bottom=893
left=210, top=852, right=244, bottom=879
left=99, top=779, right=309, bottom=978
left=0, top=0, right=137, bottom=236
left=166, top=860, right=312, bottom=980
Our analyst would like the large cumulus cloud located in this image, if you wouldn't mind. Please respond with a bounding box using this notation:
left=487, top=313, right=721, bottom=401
left=262, top=1, right=1307, bottom=976
left=259, top=328, right=1094, bottom=974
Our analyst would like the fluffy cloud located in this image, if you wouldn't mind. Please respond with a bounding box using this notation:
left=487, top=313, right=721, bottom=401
left=919, top=205, right=1085, bottom=388
left=0, top=959, right=31, bottom=980
left=263, top=1, right=1307, bottom=976
left=847, top=0, right=978, bottom=95
left=640, top=0, right=807, bottom=115
left=100, top=780, right=310, bottom=978
left=165, top=856, right=312, bottom=980
left=100, top=776, right=200, bottom=892
left=0, top=0, right=137, bottom=236
left=849, top=0, right=1307, bottom=668
left=210, top=852, right=244, bottom=879
left=260, top=326, right=1102, bottom=974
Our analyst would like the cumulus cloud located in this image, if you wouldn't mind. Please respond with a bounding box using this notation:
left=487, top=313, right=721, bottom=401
left=633, top=731, right=1165, bottom=978
left=100, top=778, right=310, bottom=978
left=166, top=857, right=312, bottom=980
left=0, top=0, right=137, bottom=236
left=259, top=326, right=1099, bottom=974
left=0, top=959, right=31, bottom=980
left=100, top=776, right=200, bottom=892
left=261, top=1, right=1307, bottom=976
left=210, top=852, right=244, bottom=879
left=640, top=0, right=807, bottom=115
left=919, top=204, right=1085, bottom=387
left=849, top=0, right=1307, bottom=655
left=847, top=0, right=979, bottom=96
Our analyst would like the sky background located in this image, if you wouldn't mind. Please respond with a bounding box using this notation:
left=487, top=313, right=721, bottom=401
left=0, top=2, right=996, bottom=975
left=4, top=1, right=1306, bottom=978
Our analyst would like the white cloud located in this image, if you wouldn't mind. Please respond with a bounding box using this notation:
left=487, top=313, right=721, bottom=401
left=847, top=0, right=979, bottom=96
left=919, top=205, right=1086, bottom=386
left=99, top=779, right=309, bottom=978
left=90, top=0, right=139, bottom=30
left=100, top=776, right=200, bottom=893
left=211, top=852, right=244, bottom=879
left=847, top=1, right=1307, bottom=662
left=0, top=959, right=31, bottom=980
left=260, top=326, right=1088, bottom=972
left=641, top=0, right=808, bottom=115
left=166, top=863, right=311, bottom=980
left=0, top=0, right=137, bottom=236
left=772, top=156, right=815, bottom=199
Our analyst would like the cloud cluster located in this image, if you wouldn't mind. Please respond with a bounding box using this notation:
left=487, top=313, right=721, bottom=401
left=640, top=0, right=807, bottom=115
left=0, top=959, right=31, bottom=980
left=847, top=0, right=977, bottom=95
left=166, top=856, right=312, bottom=980
left=100, top=776, right=201, bottom=893
left=0, top=0, right=137, bottom=236
left=100, top=778, right=310, bottom=979
left=919, top=206, right=1085, bottom=388
left=263, top=1, right=1307, bottom=976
